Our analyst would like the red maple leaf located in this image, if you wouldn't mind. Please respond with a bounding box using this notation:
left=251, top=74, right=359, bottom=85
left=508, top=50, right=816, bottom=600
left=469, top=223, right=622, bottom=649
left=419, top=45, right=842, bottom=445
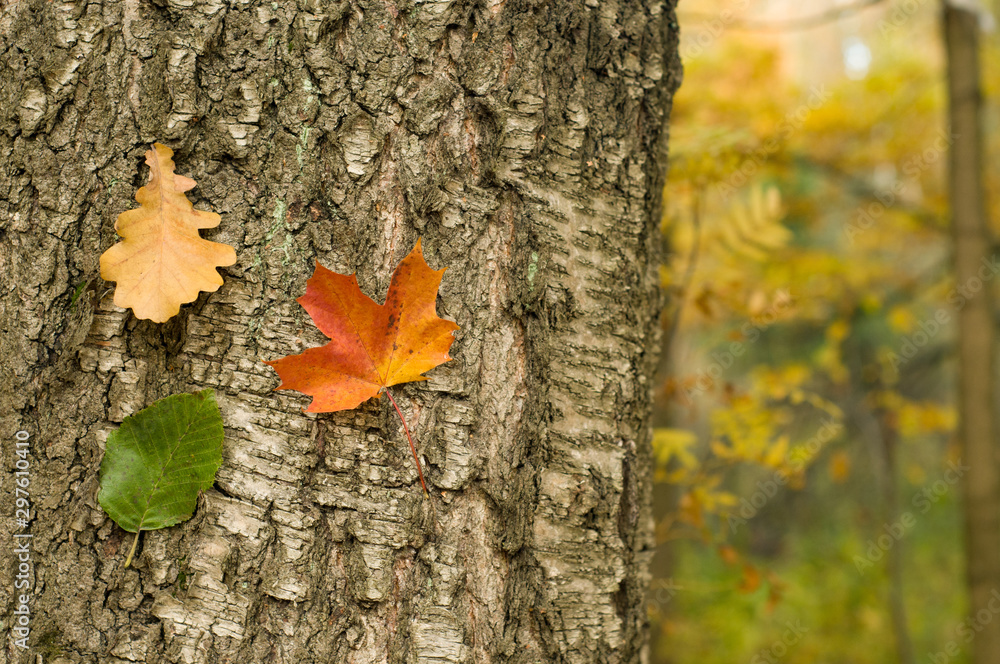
left=265, top=240, right=459, bottom=493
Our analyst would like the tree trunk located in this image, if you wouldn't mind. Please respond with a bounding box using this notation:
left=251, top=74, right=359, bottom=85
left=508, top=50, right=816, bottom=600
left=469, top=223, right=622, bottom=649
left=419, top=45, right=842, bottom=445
left=0, top=1, right=681, bottom=663
left=944, top=5, right=1000, bottom=664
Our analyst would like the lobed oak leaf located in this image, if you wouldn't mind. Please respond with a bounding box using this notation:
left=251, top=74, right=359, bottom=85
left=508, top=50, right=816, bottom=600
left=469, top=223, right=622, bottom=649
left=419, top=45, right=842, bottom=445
left=265, top=239, right=459, bottom=413
left=99, top=143, right=236, bottom=323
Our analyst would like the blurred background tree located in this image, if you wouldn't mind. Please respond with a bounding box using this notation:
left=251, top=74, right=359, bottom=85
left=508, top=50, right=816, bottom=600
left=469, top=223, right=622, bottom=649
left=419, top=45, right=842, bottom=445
left=652, top=1, right=1000, bottom=662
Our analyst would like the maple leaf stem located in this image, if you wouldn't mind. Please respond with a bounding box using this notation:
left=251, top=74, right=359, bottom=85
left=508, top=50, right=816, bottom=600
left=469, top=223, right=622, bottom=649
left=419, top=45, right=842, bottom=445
left=384, top=388, right=429, bottom=497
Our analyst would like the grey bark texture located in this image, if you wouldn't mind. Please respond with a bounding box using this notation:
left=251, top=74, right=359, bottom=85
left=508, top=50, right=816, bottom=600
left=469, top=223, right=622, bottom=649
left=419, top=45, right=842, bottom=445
left=0, top=0, right=681, bottom=663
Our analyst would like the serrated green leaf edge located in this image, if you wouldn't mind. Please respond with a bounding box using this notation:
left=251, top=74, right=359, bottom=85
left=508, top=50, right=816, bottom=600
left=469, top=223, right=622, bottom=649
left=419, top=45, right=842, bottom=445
left=98, top=390, right=224, bottom=563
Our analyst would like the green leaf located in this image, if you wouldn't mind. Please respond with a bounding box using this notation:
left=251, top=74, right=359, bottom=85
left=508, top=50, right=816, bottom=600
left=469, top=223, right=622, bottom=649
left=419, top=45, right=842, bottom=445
left=98, top=390, right=224, bottom=566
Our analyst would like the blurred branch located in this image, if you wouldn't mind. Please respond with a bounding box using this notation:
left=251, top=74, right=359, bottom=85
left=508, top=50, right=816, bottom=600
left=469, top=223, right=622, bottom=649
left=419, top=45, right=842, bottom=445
left=788, top=152, right=946, bottom=229
left=663, top=188, right=703, bottom=360
left=678, top=0, right=887, bottom=32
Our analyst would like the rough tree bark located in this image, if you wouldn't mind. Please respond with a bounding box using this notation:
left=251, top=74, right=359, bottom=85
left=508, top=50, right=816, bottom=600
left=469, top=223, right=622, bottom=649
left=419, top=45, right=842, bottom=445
left=944, top=5, right=1000, bottom=664
left=0, top=1, right=680, bottom=663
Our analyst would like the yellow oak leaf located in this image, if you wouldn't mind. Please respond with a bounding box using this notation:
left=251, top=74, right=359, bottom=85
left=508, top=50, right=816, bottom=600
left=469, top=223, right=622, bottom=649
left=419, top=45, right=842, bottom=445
left=100, top=143, right=236, bottom=323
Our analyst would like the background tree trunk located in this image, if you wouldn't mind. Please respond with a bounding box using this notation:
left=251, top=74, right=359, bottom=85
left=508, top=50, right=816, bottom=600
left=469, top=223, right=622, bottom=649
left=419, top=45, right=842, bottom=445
left=944, top=4, right=1000, bottom=664
left=0, top=1, right=681, bottom=662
